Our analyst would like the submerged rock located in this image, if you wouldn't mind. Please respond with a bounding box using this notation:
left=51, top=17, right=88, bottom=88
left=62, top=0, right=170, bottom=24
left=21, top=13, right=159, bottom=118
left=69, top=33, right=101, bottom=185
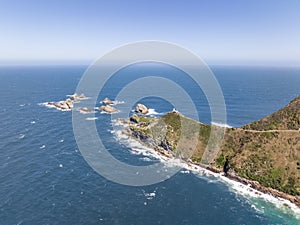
left=79, top=93, right=87, bottom=99
left=78, top=107, right=93, bottom=114
left=135, top=103, right=148, bottom=114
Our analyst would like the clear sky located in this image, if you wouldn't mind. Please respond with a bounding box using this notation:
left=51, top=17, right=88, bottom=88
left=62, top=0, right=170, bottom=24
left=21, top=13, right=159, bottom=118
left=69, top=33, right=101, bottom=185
left=0, top=0, right=300, bottom=65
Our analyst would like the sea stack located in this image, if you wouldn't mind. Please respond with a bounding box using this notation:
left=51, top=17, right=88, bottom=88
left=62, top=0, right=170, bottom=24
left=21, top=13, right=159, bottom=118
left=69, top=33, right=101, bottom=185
left=135, top=103, right=149, bottom=114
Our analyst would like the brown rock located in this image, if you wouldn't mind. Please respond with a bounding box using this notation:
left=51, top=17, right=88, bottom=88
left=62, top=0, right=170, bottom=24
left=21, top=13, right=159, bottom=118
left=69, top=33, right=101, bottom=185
left=135, top=103, right=148, bottom=114
left=65, top=99, right=74, bottom=109
left=99, top=105, right=118, bottom=113
left=70, top=93, right=79, bottom=102
left=102, top=97, right=113, bottom=105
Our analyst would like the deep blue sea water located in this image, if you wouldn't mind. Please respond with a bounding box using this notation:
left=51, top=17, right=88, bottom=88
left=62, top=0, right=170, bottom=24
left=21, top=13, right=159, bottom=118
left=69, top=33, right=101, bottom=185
left=0, top=64, right=299, bottom=225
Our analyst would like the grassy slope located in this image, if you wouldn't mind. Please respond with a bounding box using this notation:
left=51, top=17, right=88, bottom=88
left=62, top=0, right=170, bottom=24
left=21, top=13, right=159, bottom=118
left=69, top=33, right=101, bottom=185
left=129, top=96, right=300, bottom=196
left=242, top=96, right=300, bottom=131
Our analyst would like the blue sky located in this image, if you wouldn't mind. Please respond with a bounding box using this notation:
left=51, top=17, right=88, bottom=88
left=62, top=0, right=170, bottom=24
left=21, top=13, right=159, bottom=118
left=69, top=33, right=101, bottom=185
left=0, top=0, right=300, bottom=65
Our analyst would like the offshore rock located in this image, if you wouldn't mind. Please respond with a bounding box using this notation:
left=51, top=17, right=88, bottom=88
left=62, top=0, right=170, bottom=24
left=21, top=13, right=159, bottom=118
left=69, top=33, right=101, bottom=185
left=102, top=97, right=114, bottom=105
left=135, top=103, right=148, bottom=114
left=99, top=105, right=118, bottom=113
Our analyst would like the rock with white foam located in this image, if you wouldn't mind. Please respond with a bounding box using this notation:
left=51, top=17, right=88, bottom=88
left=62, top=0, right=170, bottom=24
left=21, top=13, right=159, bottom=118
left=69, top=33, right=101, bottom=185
left=102, top=97, right=114, bottom=105
left=99, top=105, right=118, bottom=113
left=78, top=107, right=93, bottom=114
left=135, top=103, right=149, bottom=114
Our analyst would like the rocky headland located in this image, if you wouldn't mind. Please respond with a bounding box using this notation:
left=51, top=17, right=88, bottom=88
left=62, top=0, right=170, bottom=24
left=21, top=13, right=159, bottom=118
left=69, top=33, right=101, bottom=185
left=120, top=96, right=300, bottom=208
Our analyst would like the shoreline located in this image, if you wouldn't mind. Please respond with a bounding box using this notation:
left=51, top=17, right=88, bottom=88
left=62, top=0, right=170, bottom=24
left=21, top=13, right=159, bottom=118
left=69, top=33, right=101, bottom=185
left=116, top=119, right=300, bottom=216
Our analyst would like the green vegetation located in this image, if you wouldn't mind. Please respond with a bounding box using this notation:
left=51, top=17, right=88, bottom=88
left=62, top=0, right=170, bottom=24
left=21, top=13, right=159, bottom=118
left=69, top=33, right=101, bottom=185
left=243, top=96, right=300, bottom=131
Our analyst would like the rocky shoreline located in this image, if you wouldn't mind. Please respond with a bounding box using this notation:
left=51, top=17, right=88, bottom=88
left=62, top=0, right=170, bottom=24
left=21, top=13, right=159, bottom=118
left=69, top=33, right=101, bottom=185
left=119, top=117, right=300, bottom=210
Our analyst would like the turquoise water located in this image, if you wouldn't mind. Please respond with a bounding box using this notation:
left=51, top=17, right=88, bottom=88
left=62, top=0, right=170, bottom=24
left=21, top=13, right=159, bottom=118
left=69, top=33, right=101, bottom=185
left=0, top=64, right=299, bottom=224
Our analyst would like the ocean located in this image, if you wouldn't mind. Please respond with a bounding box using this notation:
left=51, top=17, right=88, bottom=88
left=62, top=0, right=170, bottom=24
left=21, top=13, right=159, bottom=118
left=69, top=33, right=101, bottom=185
left=0, top=64, right=299, bottom=225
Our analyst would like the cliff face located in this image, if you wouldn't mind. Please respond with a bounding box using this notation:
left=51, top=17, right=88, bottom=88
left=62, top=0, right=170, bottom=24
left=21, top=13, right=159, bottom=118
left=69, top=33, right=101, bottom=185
left=126, top=96, right=300, bottom=199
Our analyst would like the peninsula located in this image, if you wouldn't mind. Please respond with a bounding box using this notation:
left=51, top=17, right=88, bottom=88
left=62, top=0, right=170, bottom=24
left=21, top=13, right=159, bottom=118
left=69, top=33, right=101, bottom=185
left=122, top=96, right=300, bottom=207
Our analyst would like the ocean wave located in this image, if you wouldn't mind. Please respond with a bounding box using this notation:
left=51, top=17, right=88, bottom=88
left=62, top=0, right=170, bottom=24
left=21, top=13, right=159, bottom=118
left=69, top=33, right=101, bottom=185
left=77, top=109, right=96, bottom=114
left=100, top=110, right=120, bottom=115
left=146, top=108, right=161, bottom=115
left=86, top=117, right=98, bottom=121
left=112, top=100, right=125, bottom=105
left=99, top=100, right=125, bottom=105
left=113, top=128, right=167, bottom=161
left=211, top=122, right=232, bottom=128
left=66, top=94, right=90, bottom=100
left=142, top=190, right=157, bottom=200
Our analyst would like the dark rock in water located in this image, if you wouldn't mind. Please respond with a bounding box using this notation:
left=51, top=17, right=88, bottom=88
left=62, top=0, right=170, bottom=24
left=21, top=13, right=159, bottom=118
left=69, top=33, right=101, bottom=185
left=135, top=103, right=148, bottom=114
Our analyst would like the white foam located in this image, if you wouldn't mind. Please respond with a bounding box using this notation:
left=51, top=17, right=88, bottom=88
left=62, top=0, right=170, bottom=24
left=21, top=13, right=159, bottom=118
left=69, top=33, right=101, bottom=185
left=100, top=100, right=125, bottom=105
left=19, top=104, right=25, bottom=107
left=86, top=117, right=98, bottom=121
left=142, top=189, right=157, bottom=200
left=211, top=122, right=232, bottom=128
left=111, top=119, right=128, bottom=128
left=146, top=108, right=163, bottom=116
left=77, top=109, right=96, bottom=114
left=19, top=134, right=25, bottom=139
left=140, top=157, right=153, bottom=162
left=59, top=164, right=63, bottom=168
left=66, top=94, right=90, bottom=100
left=219, top=175, right=300, bottom=217
left=144, top=192, right=156, bottom=200
left=100, top=110, right=120, bottom=114
left=112, top=100, right=125, bottom=105
left=113, top=128, right=167, bottom=161
left=30, top=121, right=36, bottom=124
left=59, top=139, right=64, bottom=143
left=39, top=145, right=46, bottom=149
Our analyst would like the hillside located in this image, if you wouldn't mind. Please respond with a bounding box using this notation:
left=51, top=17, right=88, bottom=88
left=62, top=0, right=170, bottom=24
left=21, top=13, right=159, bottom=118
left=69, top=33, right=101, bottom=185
left=242, top=96, right=300, bottom=131
left=125, top=96, right=300, bottom=204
